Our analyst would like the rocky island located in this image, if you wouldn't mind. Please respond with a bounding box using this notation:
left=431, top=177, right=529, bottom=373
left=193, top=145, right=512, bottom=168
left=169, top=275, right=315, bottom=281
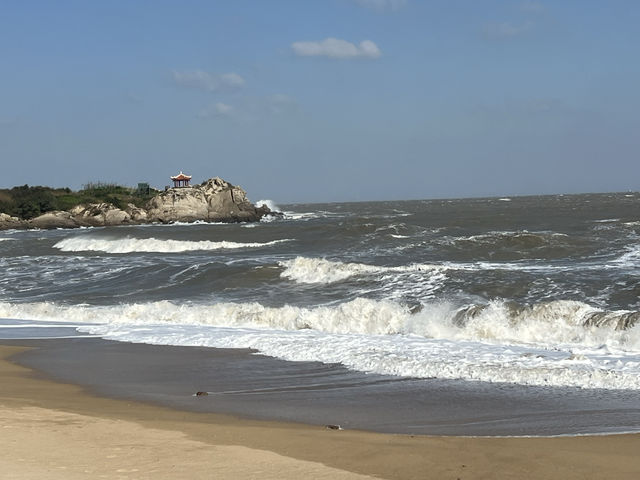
left=0, top=177, right=274, bottom=230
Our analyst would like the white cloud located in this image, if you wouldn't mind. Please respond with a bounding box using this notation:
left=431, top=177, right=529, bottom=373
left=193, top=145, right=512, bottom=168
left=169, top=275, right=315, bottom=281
left=483, top=21, right=533, bottom=39
left=199, top=102, right=235, bottom=118
left=172, top=70, right=245, bottom=91
left=352, top=0, right=407, bottom=11
left=218, top=73, right=245, bottom=88
left=291, top=38, right=381, bottom=59
left=213, top=102, right=234, bottom=116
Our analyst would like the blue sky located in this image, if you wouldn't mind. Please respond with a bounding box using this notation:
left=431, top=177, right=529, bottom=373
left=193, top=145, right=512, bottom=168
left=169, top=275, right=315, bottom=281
left=1, top=0, right=639, bottom=203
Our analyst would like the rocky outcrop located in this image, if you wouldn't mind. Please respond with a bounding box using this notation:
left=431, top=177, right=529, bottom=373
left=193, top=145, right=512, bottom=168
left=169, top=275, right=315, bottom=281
left=0, top=213, right=26, bottom=230
left=4, top=177, right=273, bottom=230
left=29, top=211, right=79, bottom=229
left=70, top=203, right=132, bottom=226
left=146, top=177, right=270, bottom=223
left=125, top=203, right=148, bottom=223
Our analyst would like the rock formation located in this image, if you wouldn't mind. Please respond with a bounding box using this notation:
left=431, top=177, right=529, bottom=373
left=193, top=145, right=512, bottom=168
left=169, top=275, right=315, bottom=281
left=125, top=203, right=148, bottom=223
left=69, top=203, right=133, bottom=226
left=146, top=177, right=268, bottom=223
left=29, top=211, right=79, bottom=229
left=0, top=177, right=274, bottom=230
left=0, top=213, right=26, bottom=230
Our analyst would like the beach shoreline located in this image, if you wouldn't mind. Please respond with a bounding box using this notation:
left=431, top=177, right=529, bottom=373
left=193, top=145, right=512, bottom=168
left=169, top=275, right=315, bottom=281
left=3, top=340, right=640, bottom=479
left=6, top=336, right=640, bottom=437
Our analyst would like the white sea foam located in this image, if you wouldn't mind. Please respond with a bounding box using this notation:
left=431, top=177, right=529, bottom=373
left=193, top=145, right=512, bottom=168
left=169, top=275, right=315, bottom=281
left=281, top=211, right=317, bottom=220
left=280, top=258, right=382, bottom=283
left=279, top=257, right=446, bottom=284
left=256, top=199, right=330, bottom=221
left=611, top=245, right=640, bottom=268
left=444, top=230, right=569, bottom=246
left=277, top=256, right=577, bottom=287
left=2, top=297, right=640, bottom=389
left=165, top=220, right=216, bottom=226
left=83, top=323, right=640, bottom=390
left=53, top=236, right=292, bottom=253
left=263, top=207, right=345, bottom=222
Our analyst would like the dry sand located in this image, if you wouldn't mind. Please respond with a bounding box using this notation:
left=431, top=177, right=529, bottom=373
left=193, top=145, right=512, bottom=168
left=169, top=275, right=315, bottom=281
left=2, top=345, right=640, bottom=479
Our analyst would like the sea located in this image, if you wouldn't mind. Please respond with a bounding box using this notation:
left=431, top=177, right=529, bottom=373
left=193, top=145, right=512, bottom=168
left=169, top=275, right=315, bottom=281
left=1, top=192, right=640, bottom=395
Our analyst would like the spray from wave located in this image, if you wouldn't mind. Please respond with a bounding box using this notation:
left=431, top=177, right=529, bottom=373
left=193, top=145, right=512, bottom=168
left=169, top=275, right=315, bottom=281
left=256, top=200, right=335, bottom=221
left=256, top=199, right=281, bottom=212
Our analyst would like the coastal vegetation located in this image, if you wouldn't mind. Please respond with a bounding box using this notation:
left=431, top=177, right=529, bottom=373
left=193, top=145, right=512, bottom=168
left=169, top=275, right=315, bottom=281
left=0, top=183, right=157, bottom=220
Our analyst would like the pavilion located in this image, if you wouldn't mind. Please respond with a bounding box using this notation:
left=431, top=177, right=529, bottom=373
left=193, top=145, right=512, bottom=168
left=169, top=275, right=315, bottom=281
left=170, top=171, right=192, bottom=188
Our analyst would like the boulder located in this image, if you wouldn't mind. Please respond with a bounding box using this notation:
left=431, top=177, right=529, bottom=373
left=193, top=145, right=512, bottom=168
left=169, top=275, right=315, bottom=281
left=70, top=203, right=132, bottom=226
left=0, top=213, right=26, bottom=230
left=125, top=203, right=148, bottom=223
left=29, top=211, right=79, bottom=229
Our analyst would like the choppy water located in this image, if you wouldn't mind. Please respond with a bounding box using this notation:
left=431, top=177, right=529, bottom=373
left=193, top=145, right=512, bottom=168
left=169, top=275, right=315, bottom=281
left=2, top=193, right=640, bottom=390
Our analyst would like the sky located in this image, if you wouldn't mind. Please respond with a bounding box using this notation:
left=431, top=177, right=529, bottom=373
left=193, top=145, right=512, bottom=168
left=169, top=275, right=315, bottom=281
left=1, top=0, right=639, bottom=203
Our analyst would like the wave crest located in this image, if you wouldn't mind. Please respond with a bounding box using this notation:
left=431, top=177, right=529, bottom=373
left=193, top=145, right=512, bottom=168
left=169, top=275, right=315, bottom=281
left=279, top=257, right=446, bottom=284
left=3, top=297, right=640, bottom=349
left=53, top=236, right=291, bottom=253
left=3, top=298, right=640, bottom=389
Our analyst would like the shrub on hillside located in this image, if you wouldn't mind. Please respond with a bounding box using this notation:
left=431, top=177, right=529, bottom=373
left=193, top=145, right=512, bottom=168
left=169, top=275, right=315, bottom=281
left=0, top=182, right=157, bottom=219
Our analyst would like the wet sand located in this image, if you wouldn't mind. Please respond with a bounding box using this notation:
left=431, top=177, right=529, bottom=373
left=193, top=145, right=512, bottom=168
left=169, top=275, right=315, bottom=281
left=2, top=340, right=640, bottom=479
left=8, top=337, right=640, bottom=436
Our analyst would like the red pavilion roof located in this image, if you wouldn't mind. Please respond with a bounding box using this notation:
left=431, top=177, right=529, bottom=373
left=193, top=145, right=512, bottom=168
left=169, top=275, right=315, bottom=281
left=170, top=171, right=192, bottom=181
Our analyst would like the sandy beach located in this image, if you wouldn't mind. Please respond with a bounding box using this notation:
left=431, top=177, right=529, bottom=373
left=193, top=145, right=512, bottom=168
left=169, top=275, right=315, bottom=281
left=2, top=343, right=640, bottom=479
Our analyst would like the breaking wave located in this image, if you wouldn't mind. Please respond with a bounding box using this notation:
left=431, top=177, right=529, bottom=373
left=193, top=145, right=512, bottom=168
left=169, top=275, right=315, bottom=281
left=53, top=236, right=292, bottom=254
left=279, top=257, right=446, bottom=284
left=2, top=297, right=640, bottom=389
left=276, top=256, right=578, bottom=287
